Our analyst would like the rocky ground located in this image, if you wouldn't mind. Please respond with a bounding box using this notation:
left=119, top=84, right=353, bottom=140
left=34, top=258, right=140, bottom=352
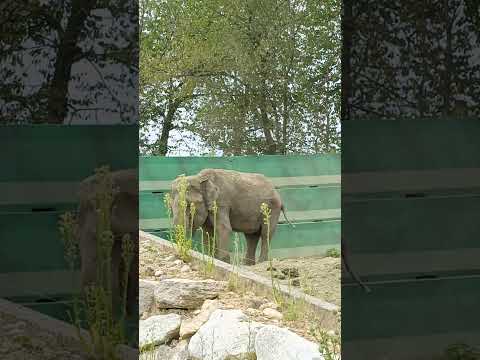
left=0, top=311, right=88, bottom=360
left=139, top=236, right=341, bottom=360
left=248, top=256, right=341, bottom=306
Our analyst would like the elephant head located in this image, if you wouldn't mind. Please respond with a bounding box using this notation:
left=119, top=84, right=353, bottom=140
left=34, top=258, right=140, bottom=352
left=170, top=173, right=219, bottom=233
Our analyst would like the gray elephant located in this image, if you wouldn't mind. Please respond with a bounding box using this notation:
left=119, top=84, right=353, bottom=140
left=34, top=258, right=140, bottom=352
left=76, top=168, right=139, bottom=315
left=170, top=168, right=292, bottom=265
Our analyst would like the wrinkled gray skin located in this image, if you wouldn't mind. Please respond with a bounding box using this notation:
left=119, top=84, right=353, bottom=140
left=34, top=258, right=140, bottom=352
left=171, top=168, right=283, bottom=265
left=76, top=169, right=139, bottom=315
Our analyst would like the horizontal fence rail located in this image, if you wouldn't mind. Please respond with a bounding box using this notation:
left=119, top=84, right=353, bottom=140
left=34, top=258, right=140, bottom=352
left=139, top=154, right=341, bottom=259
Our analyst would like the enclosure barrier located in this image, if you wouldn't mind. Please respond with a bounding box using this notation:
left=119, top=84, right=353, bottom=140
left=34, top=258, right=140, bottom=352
left=0, top=126, right=137, bottom=334
left=139, top=153, right=341, bottom=259
left=342, top=119, right=480, bottom=359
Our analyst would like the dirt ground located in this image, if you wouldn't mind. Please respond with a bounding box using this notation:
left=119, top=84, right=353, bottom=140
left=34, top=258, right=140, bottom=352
left=140, top=237, right=340, bottom=343
left=248, top=255, right=341, bottom=306
left=0, top=311, right=87, bottom=360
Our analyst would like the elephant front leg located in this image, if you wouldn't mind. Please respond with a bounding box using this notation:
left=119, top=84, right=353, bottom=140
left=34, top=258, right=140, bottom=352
left=244, top=233, right=260, bottom=265
left=77, top=209, right=97, bottom=293
left=211, top=210, right=232, bottom=263
left=201, top=222, right=215, bottom=257
left=215, top=225, right=232, bottom=263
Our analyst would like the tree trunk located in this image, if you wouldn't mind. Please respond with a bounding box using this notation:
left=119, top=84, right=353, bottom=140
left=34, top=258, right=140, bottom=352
left=157, top=99, right=180, bottom=155
left=43, top=0, right=96, bottom=124
left=259, top=101, right=277, bottom=155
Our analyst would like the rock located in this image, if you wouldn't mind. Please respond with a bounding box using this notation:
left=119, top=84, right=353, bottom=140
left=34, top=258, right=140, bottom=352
left=165, top=255, right=176, bottom=261
left=155, top=270, right=164, bottom=277
left=247, top=297, right=264, bottom=309
left=171, top=340, right=189, bottom=360
left=259, top=302, right=278, bottom=311
left=154, top=278, right=227, bottom=309
left=262, top=308, right=283, bottom=320
left=174, top=259, right=183, bottom=266
left=139, top=279, right=157, bottom=315
left=139, top=341, right=188, bottom=360
left=188, top=309, right=264, bottom=360
left=255, top=325, right=323, bottom=360
left=139, top=314, right=182, bottom=348
left=145, top=265, right=155, bottom=276
left=281, top=267, right=300, bottom=278
left=245, top=308, right=260, bottom=316
left=140, top=345, right=173, bottom=360
left=179, top=299, right=219, bottom=339
left=180, top=265, right=191, bottom=272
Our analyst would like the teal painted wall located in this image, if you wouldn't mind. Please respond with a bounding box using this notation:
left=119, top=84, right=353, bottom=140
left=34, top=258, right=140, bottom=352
left=0, top=126, right=138, bottom=274
left=139, top=154, right=341, bottom=258
left=342, top=119, right=480, bottom=353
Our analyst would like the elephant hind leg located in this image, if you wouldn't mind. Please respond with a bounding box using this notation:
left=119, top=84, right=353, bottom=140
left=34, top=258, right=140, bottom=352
left=244, top=233, right=260, bottom=265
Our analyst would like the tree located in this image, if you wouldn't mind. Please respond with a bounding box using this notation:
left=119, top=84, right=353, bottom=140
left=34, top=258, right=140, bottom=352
left=0, top=0, right=138, bottom=124
left=342, top=0, right=480, bottom=120
left=140, top=0, right=341, bottom=155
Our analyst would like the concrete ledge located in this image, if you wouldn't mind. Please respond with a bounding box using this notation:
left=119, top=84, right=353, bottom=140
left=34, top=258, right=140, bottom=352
left=140, top=230, right=340, bottom=331
left=0, top=297, right=138, bottom=359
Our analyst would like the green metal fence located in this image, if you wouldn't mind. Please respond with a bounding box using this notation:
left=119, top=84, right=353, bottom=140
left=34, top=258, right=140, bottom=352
left=342, top=119, right=480, bottom=357
left=0, top=126, right=138, bottom=297
left=139, top=154, right=341, bottom=258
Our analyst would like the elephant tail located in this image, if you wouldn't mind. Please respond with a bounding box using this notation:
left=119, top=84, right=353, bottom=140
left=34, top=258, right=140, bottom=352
left=281, top=204, right=295, bottom=228
left=342, top=237, right=371, bottom=293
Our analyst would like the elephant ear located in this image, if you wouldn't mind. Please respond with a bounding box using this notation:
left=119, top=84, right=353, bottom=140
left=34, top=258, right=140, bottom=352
left=199, top=175, right=219, bottom=209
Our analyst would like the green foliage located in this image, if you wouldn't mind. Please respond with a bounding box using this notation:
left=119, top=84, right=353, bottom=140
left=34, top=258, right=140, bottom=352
left=325, top=247, right=340, bottom=258
left=227, top=233, right=243, bottom=291
left=140, top=0, right=340, bottom=155
left=261, top=202, right=283, bottom=304
left=171, top=175, right=194, bottom=261
left=311, top=326, right=341, bottom=360
left=444, top=343, right=480, bottom=360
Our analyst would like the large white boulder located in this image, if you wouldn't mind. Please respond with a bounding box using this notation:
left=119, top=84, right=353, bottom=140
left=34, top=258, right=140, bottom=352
left=139, top=314, right=182, bottom=348
left=188, top=309, right=264, bottom=360
left=255, top=325, right=324, bottom=360
left=154, top=278, right=226, bottom=309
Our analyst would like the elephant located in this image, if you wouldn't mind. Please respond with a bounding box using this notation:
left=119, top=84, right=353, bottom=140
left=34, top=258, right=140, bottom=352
left=76, top=168, right=139, bottom=316
left=170, top=168, right=293, bottom=265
